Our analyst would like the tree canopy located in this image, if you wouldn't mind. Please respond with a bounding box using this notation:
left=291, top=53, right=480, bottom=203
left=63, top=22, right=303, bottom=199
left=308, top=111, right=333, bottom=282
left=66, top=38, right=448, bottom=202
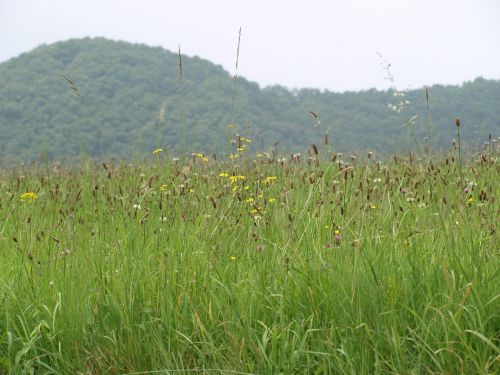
left=0, top=37, right=498, bottom=163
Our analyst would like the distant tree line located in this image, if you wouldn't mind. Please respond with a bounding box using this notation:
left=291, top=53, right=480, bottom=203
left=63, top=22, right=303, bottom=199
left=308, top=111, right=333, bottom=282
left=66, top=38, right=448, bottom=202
left=0, top=37, right=498, bottom=164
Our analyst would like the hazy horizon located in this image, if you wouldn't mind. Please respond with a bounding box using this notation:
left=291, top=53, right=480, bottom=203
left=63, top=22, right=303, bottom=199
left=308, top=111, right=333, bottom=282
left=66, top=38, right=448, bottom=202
left=1, top=0, right=499, bottom=92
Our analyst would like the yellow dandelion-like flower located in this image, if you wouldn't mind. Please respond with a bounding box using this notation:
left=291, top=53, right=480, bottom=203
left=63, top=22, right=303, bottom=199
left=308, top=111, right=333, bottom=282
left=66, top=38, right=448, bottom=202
left=230, top=175, right=245, bottom=184
left=256, top=153, right=263, bottom=158
left=334, top=229, right=340, bottom=235
left=268, top=198, right=276, bottom=203
left=153, top=148, right=163, bottom=155
left=160, top=184, right=168, bottom=191
left=230, top=256, right=236, bottom=261
left=467, top=197, right=474, bottom=203
left=245, top=197, right=254, bottom=203
left=219, top=172, right=229, bottom=177
left=243, top=186, right=250, bottom=190
left=370, top=204, right=377, bottom=209
left=229, top=154, right=239, bottom=159
left=233, top=186, right=239, bottom=192
left=263, top=176, right=277, bottom=184
left=20, top=192, right=38, bottom=203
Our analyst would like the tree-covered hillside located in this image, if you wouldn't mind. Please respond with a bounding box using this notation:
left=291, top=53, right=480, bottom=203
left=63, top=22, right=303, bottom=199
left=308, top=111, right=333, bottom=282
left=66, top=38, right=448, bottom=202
left=0, top=37, right=498, bottom=163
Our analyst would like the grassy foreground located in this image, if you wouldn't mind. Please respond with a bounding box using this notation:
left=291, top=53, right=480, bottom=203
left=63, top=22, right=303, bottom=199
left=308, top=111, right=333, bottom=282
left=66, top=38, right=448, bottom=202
left=0, top=147, right=498, bottom=374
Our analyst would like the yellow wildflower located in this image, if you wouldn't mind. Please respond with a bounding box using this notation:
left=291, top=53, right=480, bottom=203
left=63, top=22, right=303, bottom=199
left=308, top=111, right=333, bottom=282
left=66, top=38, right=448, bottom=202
left=153, top=148, right=163, bottom=155
left=195, top=153, right=208, bottom=162
left=230, top=256, right=236, bottom=261
left=160, top=184, right=168, bottom=191
left=263, top=176, right=277, bottom=184
left=230, top=175, right=245, bottom=184
left=268, top=198, right=276, bottom=203
left=219, top=172, right=229, bottom=177
left=20, top=192, right=38, bottom=203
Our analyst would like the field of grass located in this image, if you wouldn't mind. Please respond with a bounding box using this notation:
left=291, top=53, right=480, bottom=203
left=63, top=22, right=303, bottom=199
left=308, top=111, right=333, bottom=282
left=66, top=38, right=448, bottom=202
left=0, top=143, right=498, bottom=374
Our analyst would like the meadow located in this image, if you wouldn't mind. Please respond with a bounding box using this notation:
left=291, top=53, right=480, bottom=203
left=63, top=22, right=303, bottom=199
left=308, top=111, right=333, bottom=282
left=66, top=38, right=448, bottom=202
left=0, top=138, right=498, bottom=374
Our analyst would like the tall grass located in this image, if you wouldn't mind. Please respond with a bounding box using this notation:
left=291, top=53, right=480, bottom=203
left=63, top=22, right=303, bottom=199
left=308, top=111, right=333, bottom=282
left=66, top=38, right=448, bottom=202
left=0, top=142, right=498, bottom=374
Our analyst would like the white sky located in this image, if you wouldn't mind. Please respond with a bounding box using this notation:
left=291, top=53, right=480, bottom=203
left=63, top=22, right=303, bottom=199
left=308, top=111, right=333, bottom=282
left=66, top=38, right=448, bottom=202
left=1, top=0, right=499, bottom=92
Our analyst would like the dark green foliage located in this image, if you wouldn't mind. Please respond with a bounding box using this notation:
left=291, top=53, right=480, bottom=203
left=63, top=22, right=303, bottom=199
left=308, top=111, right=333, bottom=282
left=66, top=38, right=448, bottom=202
left=0, top=37, right=498, bottom=163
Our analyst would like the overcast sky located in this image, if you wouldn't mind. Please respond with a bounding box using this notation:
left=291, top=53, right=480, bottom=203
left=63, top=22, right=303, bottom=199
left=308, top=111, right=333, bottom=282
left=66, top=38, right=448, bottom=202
left=1, top=0, right=499, bottom=92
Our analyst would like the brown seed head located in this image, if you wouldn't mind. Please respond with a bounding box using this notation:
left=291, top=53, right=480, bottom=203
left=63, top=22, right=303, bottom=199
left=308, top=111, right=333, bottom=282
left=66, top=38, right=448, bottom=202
left=455, top=118, right=461, bottom=127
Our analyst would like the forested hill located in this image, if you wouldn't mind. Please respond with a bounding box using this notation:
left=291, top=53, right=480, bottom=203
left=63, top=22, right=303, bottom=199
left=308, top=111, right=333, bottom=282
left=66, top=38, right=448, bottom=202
left=0, top=37, right=498, bottom=163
